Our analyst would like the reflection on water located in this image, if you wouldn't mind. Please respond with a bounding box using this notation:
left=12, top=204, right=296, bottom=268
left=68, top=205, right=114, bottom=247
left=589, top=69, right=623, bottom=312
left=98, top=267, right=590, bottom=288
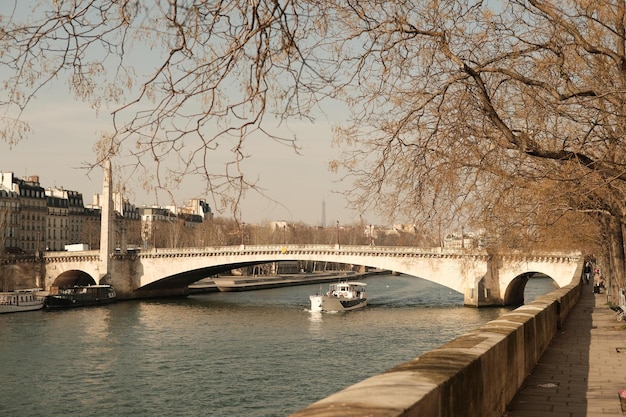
left=0, top=274, right=556, bottom=417
left=307, top=311, right=323, bottom=336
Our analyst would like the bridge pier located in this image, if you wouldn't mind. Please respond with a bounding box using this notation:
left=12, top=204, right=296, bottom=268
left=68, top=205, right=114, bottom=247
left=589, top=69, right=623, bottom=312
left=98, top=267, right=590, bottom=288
left=464, top=255, right=505, bottom=307
left=463, top=282, right=502, bottom=307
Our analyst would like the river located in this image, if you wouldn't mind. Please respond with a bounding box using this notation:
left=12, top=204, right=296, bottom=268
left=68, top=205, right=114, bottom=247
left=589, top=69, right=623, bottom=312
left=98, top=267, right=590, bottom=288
left=0, top=274, right=555, bottom=417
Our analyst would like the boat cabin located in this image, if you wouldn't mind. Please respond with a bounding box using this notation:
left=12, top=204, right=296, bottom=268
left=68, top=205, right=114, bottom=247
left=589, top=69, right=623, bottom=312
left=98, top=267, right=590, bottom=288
left=327, top=281, right=366, bottom=298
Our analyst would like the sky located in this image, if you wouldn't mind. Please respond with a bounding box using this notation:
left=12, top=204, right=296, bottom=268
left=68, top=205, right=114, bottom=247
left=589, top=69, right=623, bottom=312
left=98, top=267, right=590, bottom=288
left=0, top=84, right=383, bottom=227
left=0, top=1, right=391, bottom=227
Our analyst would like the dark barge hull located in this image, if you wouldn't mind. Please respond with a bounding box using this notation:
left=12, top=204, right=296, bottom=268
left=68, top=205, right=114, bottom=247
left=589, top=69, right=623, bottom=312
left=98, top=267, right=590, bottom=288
left=44, top=295, right=116, bottom=310
left=44, top=286, right=117, bottom=310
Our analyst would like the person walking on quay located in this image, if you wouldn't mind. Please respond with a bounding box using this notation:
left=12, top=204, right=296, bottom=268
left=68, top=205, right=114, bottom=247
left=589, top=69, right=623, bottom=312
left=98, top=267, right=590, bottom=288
left=593, top=270, right=602, bottom=294
left=584, top=261, right=592, bottom=284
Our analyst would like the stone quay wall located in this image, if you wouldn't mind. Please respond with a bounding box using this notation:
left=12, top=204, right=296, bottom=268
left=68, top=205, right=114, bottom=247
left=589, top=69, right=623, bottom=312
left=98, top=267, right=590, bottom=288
left=289, top=265, right=584, bottom=417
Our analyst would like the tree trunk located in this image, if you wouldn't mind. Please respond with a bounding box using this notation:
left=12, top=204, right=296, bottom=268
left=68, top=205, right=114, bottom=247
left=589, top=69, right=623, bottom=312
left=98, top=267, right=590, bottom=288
left=603, top=216, right=626, bottom=304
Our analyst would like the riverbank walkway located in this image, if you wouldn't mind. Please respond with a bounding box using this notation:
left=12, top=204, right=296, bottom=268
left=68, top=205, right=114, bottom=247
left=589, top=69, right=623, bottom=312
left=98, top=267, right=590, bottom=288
left=503, top=283, right=626, bottom=416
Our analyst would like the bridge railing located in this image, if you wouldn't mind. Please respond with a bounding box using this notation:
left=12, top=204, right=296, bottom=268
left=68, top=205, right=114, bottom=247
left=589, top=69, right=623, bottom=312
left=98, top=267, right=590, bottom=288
left=142, top=244, right=445, bottom=253
left=136, top=244, right=580, bottom=261
left=136, top=244, right=487, bottom=259
left=43, top=250, right=100, bottom=260
left=40, top=245, right=581, bottom=263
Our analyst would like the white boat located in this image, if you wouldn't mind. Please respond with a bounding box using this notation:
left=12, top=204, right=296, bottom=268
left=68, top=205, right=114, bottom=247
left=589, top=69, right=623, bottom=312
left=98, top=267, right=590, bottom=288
left=0, top=289, right=45, bottom=314
left=309, top=281, right=367, bottom=312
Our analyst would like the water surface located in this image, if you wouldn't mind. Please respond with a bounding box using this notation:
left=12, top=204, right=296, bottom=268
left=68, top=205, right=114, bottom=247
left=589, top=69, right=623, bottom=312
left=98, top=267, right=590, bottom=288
left=0, top=274, right=554, bottom=416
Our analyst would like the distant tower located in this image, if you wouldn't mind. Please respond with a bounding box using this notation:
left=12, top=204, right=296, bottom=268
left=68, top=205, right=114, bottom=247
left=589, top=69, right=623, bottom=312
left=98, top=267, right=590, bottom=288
left=99, top=159, right=114, bottom=283
left=321, top=199, right=326, bottom=228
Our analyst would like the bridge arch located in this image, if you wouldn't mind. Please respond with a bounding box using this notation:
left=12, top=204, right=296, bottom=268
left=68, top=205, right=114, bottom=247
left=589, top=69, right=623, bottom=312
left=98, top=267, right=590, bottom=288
left=139, top=261, right=268, bottom=291
left=502, top=272, right=556, bottom=306
left=133, top=249, right=485, bottom=297
left=51, top=270, right=97, bottom=288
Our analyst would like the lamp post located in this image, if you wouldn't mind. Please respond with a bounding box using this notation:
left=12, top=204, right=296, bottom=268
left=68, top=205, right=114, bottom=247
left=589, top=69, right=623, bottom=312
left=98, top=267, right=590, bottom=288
left=336, top=220, right=340, bottom=246
left=461, top=226, right=465, bottom=249
left=240, top=222, right=245, bottom=246
left=152, top=222, right=157, bottom=251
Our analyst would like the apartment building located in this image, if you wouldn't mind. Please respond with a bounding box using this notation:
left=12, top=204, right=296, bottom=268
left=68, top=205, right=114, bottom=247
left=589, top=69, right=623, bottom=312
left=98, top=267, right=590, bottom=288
left=0, top=173, right=46, bottom=254
left=45, top=189, right=69, bottom=251
left=1, top=171, right=213, bottom=254
left=0, top=187, right=20, bottom=251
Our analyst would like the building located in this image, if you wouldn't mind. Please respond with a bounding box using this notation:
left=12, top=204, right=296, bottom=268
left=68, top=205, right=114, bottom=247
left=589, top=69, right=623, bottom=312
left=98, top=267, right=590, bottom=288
left=89, top=191, right=140, bottom=220
left=43, top=187, right=89, bottom=251
left=269, top=220, right=289, bottom=232
left=138, top=198, right=215, bottom=248
left=0, top=173, right=46, bottom=254
left=166, top=198, right=213, bottom=224
left=81, top=206, right=101, bottom=249
left=0, top=187, right=20, bottom=251
left=45, top=188, right=69, bottom=251
left=443, top=232, right=478, bottom=249
left=1, top=168, right=214, bottom=253
left=67, top=190, right=86, bottom=244
left=138, top=206, right=177, bottom=248
left=181, top=198, right=213, bottom=220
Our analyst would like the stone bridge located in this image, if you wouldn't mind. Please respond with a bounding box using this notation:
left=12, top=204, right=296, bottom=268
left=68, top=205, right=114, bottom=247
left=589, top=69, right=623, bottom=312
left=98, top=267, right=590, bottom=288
left=41, top=244, right=582, bottom=307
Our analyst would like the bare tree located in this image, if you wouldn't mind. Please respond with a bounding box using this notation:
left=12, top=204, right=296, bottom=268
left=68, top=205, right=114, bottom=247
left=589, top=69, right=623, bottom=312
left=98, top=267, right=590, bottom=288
left=1, top=0, right=317, bottom=211
left=323, top=1, right=626, bottom=293
left=2, top=1, right=626, bottom=295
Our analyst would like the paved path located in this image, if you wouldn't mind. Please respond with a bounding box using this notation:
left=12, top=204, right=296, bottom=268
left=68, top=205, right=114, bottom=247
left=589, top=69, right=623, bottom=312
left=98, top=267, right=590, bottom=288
left=504, top=284, right=626, bottom=416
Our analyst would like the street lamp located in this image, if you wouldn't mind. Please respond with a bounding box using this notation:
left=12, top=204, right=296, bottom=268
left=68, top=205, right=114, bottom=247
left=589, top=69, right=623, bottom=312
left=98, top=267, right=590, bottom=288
left=336, top=220, right=340, bottom=246
left=240, top=222, right=245, bottom=246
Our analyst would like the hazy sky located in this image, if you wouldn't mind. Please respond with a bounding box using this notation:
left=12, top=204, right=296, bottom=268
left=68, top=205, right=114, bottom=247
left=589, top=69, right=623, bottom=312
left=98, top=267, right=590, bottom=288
left=0, top=2, right=392, bottom=227
left=1, top=84, right=383, bottom=227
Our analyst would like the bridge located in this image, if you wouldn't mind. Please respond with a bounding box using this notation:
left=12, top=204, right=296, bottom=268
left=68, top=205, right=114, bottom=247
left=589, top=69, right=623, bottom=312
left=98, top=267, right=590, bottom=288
left=40, top=244, right=582, bottom=307
left=19, top=162, right=582, bottom=306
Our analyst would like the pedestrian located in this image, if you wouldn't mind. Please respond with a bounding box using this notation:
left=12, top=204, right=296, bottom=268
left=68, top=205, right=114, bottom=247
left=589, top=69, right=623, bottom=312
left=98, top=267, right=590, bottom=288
left=593, top=271, right=601, bottom=294
left=584, top=261, right=592, bottom=284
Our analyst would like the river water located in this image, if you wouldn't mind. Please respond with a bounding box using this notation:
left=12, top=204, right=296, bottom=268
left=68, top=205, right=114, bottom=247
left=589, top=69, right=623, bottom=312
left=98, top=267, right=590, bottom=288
left=0, top=274, right=555, bottom=417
